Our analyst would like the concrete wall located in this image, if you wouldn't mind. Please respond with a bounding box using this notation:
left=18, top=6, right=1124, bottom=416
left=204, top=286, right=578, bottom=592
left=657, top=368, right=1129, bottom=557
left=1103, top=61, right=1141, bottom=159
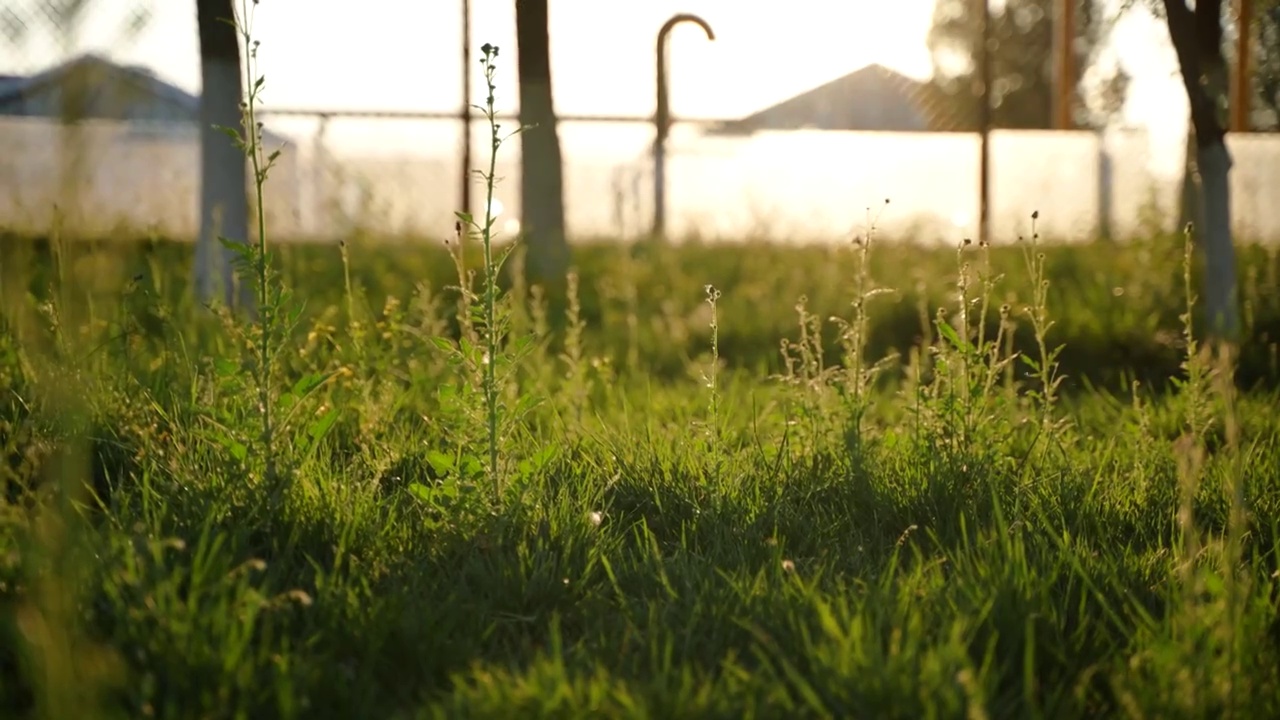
left=3, top=116, right=1279, bottom=245
left=0, top=116, right=306, bottom=239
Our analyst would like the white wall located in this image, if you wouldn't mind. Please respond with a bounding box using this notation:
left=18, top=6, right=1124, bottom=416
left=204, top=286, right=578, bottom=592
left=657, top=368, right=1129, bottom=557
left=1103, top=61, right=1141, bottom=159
left=0, top=116, right=306, bottom=240
left=3, top=116, right=1279, bottom=245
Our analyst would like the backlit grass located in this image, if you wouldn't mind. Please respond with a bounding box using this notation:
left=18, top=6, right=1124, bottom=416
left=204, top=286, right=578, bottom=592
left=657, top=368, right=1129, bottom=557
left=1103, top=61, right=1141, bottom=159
left=4, top=218, right=1280, bottom=718
left=3, top=20, right=1280, bottom=719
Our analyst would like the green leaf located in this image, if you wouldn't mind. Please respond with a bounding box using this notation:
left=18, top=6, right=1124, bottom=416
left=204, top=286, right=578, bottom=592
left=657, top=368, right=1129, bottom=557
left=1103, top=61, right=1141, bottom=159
left=213, top=124, right=242, bottom=143
left=425, top=450, right=455, bottom=475
left=531, top=445, right=558, bottom=469
left=458, top=335, right=476, bottom=358
left=214, top=358, right=239, bottom=377
left=460, top=455, right=483, bottom=478
left=217, top=236, right=251, bottom=256
left=292, top=372, right=327, bottom=397
left=213, top=433, right=248, bottom=462
left=407, top=482, right=434, bottom=503
left=936, top=322, right=973, bottom=354
left=307, top=407, right=340, bottom=441
left=437, top=477, right=460, bottom=499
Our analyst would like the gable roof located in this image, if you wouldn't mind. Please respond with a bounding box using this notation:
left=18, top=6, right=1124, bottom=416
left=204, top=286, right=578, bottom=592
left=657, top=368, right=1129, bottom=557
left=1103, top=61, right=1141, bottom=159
left=0, top=53, right=290, bottom=144
left=708, top=63, right=963, bottom=136
left=0, top=53, right=194, bottom=116
left=0, top=74, right=23, bottom=96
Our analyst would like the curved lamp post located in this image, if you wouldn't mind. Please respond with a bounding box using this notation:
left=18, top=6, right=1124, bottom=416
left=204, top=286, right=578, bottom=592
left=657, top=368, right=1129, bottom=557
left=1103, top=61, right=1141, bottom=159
left=653, top=13, right=715, bottom=239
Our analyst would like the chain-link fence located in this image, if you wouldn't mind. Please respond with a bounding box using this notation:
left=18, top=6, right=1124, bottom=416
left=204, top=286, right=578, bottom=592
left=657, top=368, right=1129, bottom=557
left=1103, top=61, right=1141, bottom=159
left=1, top=0, right=154, bottom=72
left=251, top=112, right=670, bottom=243
left=6, top=110, right=1280, bottom=243
left=10, top=109, right=1277, bottom=244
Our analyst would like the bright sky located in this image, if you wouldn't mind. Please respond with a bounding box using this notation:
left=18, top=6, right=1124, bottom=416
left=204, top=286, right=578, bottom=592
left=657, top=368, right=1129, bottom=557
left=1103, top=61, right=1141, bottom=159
left=4, top=0, right=1190, bottom=148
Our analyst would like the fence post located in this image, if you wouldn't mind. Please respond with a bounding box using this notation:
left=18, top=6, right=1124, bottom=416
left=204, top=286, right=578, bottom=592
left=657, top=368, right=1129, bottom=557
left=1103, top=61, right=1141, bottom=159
left=652, top=14, right=715, bottom=240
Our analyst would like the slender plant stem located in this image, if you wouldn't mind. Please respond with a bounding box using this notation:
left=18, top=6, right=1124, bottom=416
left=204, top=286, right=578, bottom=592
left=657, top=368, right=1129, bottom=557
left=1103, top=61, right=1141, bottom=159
left=236, top=0, right=274, bottom=486
left=481, top=49, right=501, bottom=490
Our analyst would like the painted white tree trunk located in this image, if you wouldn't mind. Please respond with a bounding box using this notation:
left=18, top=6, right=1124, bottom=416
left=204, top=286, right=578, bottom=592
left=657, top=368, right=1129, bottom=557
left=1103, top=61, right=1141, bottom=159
left=1196, top=140, right=1240, bottom=339
left=518, top=79, right=568, bottom=284
left=1159, top=0, right=1240, bottom=344
left=195, top=0, right=250, bottom=311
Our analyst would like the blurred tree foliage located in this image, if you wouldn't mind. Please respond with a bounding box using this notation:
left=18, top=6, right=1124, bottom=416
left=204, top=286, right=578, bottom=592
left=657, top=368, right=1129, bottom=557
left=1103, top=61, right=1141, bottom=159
left=1250, top=0, right=1279, bottom=129
left=925, top=0, right=1130, bottom=130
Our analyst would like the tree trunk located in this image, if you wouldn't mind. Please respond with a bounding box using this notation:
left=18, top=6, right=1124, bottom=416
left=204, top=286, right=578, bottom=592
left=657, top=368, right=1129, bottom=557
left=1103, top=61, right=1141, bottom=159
left=1195, top=141, right=1238, bottom=337
left=1162, top=0, right=1240, bottom=341
left=195, top=0, right=251, bottom=311
left=515, top=0, right=569, bottom=288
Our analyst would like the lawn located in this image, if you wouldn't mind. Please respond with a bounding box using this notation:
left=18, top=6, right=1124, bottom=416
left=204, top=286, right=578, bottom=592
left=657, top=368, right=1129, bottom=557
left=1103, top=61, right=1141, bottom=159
left=2, top=220, right=1280, bottom=718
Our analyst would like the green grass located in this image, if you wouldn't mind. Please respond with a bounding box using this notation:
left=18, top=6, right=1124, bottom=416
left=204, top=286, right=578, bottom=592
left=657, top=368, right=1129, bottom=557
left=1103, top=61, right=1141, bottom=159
left=3, top=225, right=1280, bottom=718
left=5, top=20, right=1280, bottom=717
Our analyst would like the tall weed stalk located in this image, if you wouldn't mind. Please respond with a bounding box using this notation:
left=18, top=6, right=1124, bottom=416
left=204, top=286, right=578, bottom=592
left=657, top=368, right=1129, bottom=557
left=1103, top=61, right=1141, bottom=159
left=212, top=1, right=335, bottom=502
left=1018, top=211, right=1064, bottom=437
left=433, top=43, right=536, bottom=494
